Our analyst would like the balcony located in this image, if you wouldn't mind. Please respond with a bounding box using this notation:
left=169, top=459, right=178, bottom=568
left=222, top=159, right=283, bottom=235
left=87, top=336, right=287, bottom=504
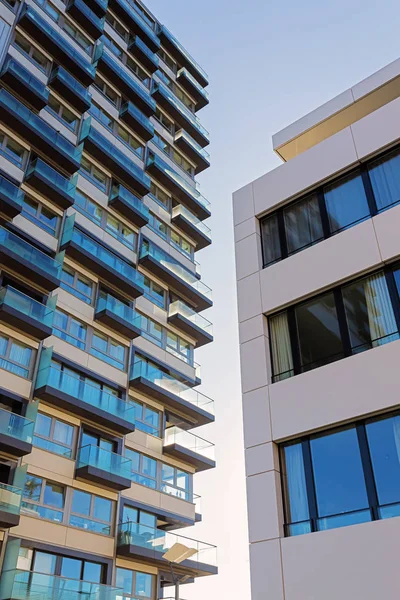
left=168, top=301, right=213, bottom=347
left=0, top=484, right=22, bottom=528
left=35, top=361, right=136, bottom=434
left=146, top=153, right=210, bottom=221
left=48, top=66, right=92, bottom=113
left=0, top=569, right=123, bottom=600
left=117, top=523, right=217, bottom=576
left=152, top=81, right=209, bottom=147
left=24, top=158, right=76, bottom=210
left=172, top=205, right=211, bottom=251
left=85, top=0, right=108, bottom=17
left=17, top=5, right=96, bottom=85
left=164, top=427, right=215, bottom=472
left=76, top=444, right=132, bottom=490
left=158, top=25, right=208, bottom=89
left=97, top=48, right=156, bottom=116
left=0, top=56, right=49, bottom=111
left=0, top=407, right=34, bottom=456
left=139, top=241, right=212, bottom=311
left=0, top=89, right=82, bottom=175
left=119, top=101, right=154, bottom=142
left=109, top=182, right=149, bottom=227
left=80, top=118, right=150, bottom=195
left=61, top=216, right=144, bottom=297
left=128, top=35, right=158, bottom=73
left=174, top=130, right=210, bottom=175
left=108, top=0, right=160, bottom=52
left=0, top=286, right=54, bottom=340
left=0, top=175, right=23, bottom=220
left=66, top=0, right=104, bottom=39
left=95, top=292, right=142, bottom=339
left=0, top=226, right=63, bottom=291
left=130, top=359, right=214, bottom=427
left=177, top=68, right=209, bottom=111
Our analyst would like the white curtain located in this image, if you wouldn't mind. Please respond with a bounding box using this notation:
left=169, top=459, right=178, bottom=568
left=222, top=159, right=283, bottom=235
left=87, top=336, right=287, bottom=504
left=364, top=273, right=398, bottom=346
left=369, top=151, right=400, bottom=210
left=270, top=313, right=293, bottom=380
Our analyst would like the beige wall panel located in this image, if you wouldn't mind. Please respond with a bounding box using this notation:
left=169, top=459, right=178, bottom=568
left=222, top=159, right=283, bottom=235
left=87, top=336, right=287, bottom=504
left=56, top=288, right=95, bottom=322
left=116, top=557, right=158, bottom=574
left=7, top=45, right=47, bottom=84
left=39, top=109, right=77, bottom=145
left=36, top=401, right=81, bottom=425
left=14, top=516, right=68, bottom=546
left=0, top=368, right=32, bottom=399
left=122, top=482, right=162, bottom=507
left=76, top=174, right=109, bottom=208
left=160, top=494, right=195, bottom=520
left=23, top=448, right=75, bottom=484
left=65, top=529, right=114, bottom=557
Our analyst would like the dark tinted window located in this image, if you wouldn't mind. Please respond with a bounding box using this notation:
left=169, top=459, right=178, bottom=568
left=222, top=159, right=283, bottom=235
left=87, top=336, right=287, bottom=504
left=284, top=194, right=323, bottom=255
left=368, top=148, right=400, bottom=211
left=260, top=214, right=281, bottom=267
left=324, top=172, right=369, bottom=234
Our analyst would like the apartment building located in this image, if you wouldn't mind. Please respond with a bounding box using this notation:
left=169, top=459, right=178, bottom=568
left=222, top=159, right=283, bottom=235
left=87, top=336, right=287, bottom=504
left=0, top=0, right=216, bottom=597
left=234, top=58, right=400, bottom=600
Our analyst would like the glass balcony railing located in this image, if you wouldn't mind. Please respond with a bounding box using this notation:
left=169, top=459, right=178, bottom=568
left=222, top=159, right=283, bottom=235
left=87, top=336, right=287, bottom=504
left=77, top=444, right=132, bottom=479
left=118, top=521, right=217, bottom=568
left=0, top=407, right=34, bottom=444
left=48, top=66, right=92, bottom=112
left=67, top=0, right=105, bottom=38
left=0, top=483, right=22, bottom=516
left=109, top=183, right=149, bottom=221
left=0, top=56, right=49, bottom=108
left=140, top=242, right=212, bottom=301
left=119, top=101, right=154, bottom=140
left=168, top=300, right=213, bottom=336
left=0, top=173, right=24, bottom=209
left=96, top=292, right=142, bottom=330
left=164, top=426, right=215, bottom=462
left=35, top=364, right=136, bottom=426
left=25, top=158, right=77, bottom=204
left=128, top=35, right=158, bottom=70
left=0, top=569, right=124, bottom=600
left=175, top=129, right=210, bottom=161
left=172, top=206, right=211, bottom=239
left=112, top=0, right=160, bottom=51
left=0, top=226, right=63, bottom=281
left=158, top=25, right=208, bottom=86
left=0, top=286, right=54, bottom=328
left=177, top=67, right=209, bottom=101
left=131, top=360, right=214, bottom=415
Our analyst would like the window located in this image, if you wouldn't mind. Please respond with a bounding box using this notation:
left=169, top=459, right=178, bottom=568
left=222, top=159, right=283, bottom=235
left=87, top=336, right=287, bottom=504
left=125, top=447, right=157, bottom=489
left=89, top=101, right=114, bottom=130
left=70, top=489, right=113, bottom=535
left=105, top=213, right=136, bottom=249
left=51, top=360, right=121, bottom=406
left=148, top=213, right=194, bottom=259
left=80, top=156, right=110, bottom=193
left=155, top=107, right=175, bottom=134
left=47, top=95, right=79, bottom=132
left=139, top=313, right=163, bottom=346
left=157, top=68, right=195, bottom=112
left=88, top=104, right=145, bottom=159
left=260, top=214, right=281, bottom=267
left=157, top=47, right=177, bottom=73
left=0, top=335, right=33, bottom=378
left=34, top=0, right=93, bottom=54
left=53, top=309, right=87, bottom=349
left=150, top=181, right=171, bottom=212
left=269, top=266, right=400, bottom=382
left=284, top=194, right=324, bottom=255
left=281, top=412, right=400, bottom=536
left=60, top=265, right=94, bottom=304
left=148, top=212, right=168, bottom=239
left=143, top=275, right=166, bottom=309
left=138, top=312, right=194, bottom=365
left=166, top=330, right=192, bottom=363
left=34, top=413, right=75, bottom=457
left=93, top=75, right=120, bottom=108
left=90, top=330, right=126, bottom=370
left=368, top=147, right=400, bottom=211
left=122, top=505, right=156, bottom=529
left=161, top=464, right=190, bottom=500
left=13, top=32, right=50, bottom=73
left=21, top=197, right=59, bottom=236
left=22, top=474, right=65, bottom=522
left=153, top=133, right=195, bottom=177
left=116, top=568, right=155, bottom=600
left=0, top=131, right=27, bottom=169
left=21, top=548, right=105, bottom=585
left=75, top=189, right=103, bottom=224
left=323, top=172, right=369, bottom=234
left=103, top=35, right=150, bottom=87
left=130, top=398, right=160, bottom=436
left=105, top=11, right=129, bottom=42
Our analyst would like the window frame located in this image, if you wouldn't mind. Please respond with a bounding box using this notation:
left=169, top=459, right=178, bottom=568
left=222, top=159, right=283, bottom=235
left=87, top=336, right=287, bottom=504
left=21, top=195, right=60, bottom=237
left=22, top=474, right=65, bottom=523
left=0, top=334, right=35, bottom=379
left=148, top=212, right=194, bottom=260
left=0, top=130, right=28, bottom=169
left=153, top=132, right=195, bottom=178
left=46, top=94, right=80, bottom=133
left=12, top=31, right=51, bottom=74
left=69, top=488, right=114, bottom=536
left=138, top=311, right=194, bottom=366
left=142, top=274, right=167, bottom=309
left=80, top=156, right=111, bottom=193
left=60, top=264, right=95, bottom=305
left=33, top=412, right=76, bottom=458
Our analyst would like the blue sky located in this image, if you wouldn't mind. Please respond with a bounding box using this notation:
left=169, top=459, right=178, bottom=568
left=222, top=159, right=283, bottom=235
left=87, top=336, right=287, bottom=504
left=146, top=1, right=400, bottom=598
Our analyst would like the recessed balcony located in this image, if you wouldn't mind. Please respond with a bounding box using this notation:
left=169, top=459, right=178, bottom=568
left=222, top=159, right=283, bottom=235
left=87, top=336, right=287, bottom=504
left=24, top=158, right=76, bottom=210
left=0, top=175, right=24, bottom=220
left=151, top=81, right=209, bottom=148
left=119, top=101, right=154, bottom=142
left=130, top=359, right=214, bottom=427
left=97, top=48, right=156, bottom=116
left=0, top=483, right=22, bottom=528
left=146, top=153, right=210, bottom=220
left=95, top=291, right=142, bottom=339
left=174, top=130, right=210, bottom=174
left=0, top=89, right=83, bottom=175
left=158, top=25, right=208, bottom=89
left=17, top=5, right=96, bottom=85
left=85, top=0, right=107, bottom=17
left=0, top=56, right=49, bottom=111
left=0, top=226, right=63, bottom=291
left=139, top=241, right=212, bottom=311
left=0, top=569, right=124, bottom=600
left=109, top=182, right=149, bottom=227
left=176, top=67, right=209, bottom=111
left=0, top=407, right=34, bottom=457
left=171, top=205, right=211, bottom=251
left=66, top=0, right=105, bottom=39
left=60, top=216, right=144, bottom=297
left=35, top=361, right=136, bottom=434
left=76, top=444, right=132, bottom=490
left=128, top=35, right=159, bottom=73
left=0, top=286, right=54, bottom=340
left=108, top=0, right=160, bottom=52
left=48, top=66, right=92, bottom=113
left=168, top=300, right=213, bottom=347
left=117, top=522, right=217, bottom=576
left=80, top=118, right=150, bottom=195
left=164, top=427, right=215, bottom=472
